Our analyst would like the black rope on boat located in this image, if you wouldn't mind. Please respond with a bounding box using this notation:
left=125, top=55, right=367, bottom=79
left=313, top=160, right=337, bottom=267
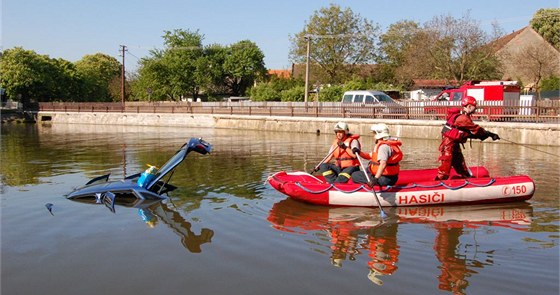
left=292, top=178, right=497, bottom=195
left=294, top=182, right=334, bottom=194
left=330, top=184, right=367, bottom=193
left=439, top=181, right=469, bottom=190
left=466, top=178, right=496, bottom=187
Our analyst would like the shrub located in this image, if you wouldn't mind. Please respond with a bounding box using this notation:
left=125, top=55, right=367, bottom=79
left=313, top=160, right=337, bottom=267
left=280, top=86, right=305, bottom=101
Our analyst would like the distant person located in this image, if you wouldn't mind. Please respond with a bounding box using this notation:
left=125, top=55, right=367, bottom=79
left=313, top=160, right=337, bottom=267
left=436, top=96, right=500, bottom=180
left=316, top=122, right=361, bottom=183
left=351, top=123, right=403, bottom=187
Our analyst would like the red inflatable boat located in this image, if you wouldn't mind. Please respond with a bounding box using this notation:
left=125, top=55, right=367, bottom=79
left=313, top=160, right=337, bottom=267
left=267, top=167, right=534, bottom=207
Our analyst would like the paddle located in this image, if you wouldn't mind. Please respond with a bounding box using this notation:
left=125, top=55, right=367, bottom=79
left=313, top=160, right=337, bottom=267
left=309, top=145, right=336, bottom=174
left=356, top=154, right=388, bottom=219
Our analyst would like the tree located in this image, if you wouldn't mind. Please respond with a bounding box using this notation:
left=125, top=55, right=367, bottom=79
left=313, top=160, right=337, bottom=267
left=394, top=30, right=441, bottom=83
left=377, top=20, right=421, bottom=84
left=509, top=43, right=560, bottom=97
left=0, top=47, right=81, bottom=103
left=163, top=29, right=205, bottom=100
left=133, top=29, right=204, bottom=101
left=195, top=44, right=228, bottom=98
left=289, top=4, right=379, bottom=84
left=223, top=40, right=267, bottom=96
left=75, top=53, right=121, bottom=101
left=50, top=58, right=84, bottom=101
left=397, top=13, right=502, bottom=83
left=530, top=8, right=560, bottom=50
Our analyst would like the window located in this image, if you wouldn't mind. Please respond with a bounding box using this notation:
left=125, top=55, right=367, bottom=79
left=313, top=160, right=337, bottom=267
left=354, top=95, right=364, bottom=103
left=375, top=93, right=394, bottom=102
left=342, top=94, right=353, bottom=103
left=451, top=93, right=463, bottom=101
left=365, top=95, right=374, bottom=103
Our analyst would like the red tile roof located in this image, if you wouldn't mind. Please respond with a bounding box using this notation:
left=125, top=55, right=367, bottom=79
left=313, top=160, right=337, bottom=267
left=268, top=69, right=291, bottom=79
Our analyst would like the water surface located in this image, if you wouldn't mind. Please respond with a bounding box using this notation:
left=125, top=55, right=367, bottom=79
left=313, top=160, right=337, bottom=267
left=1, top=123, right=558, bottom=295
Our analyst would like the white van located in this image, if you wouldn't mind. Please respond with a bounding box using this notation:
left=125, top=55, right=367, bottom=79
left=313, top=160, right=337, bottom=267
left=342, top=90, right=396, bottom=104
left=341, top=90, right=405, bottom=116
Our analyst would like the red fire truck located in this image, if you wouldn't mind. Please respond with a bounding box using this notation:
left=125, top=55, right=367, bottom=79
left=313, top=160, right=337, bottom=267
left=424, top=80, right=521, bottom=120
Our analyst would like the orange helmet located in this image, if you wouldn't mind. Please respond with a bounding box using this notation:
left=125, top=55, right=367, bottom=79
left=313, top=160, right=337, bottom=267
left=461, top=96, right=477, bottom=107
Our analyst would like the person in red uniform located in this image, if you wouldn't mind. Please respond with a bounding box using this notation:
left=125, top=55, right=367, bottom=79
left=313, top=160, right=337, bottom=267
left=352, top=123, right=403, bottom=187
left=317, top=122, right=361, bottom=183
left=433, top=223, right=469, bottom=294
left=436, top=96, right=500, bottom=180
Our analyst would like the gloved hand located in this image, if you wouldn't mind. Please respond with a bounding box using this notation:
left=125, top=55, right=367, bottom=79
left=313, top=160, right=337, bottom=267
left=489, top=132, right=500, bottom=141
left=337, top=141, right=347, bottom=149
left=352, top=147, right=360, bottom=154
left=367, top=177, right=379, bottom=188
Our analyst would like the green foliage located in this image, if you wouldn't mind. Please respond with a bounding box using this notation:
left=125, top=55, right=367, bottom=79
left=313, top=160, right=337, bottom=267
left=280, top=86, right=305, bottom=101
left=290, top=4, right=380, bottom=84
left=133, top=29, right=205, bottom=101
left=249, top=76, right=304, bottom=101
left=317, top=85, right=343, bottom=101
left=342, top=79, right=369, bottom=92
left=541, top=76, right=560, bottom=91
left=0, top=47, right=83, bottom=102
left=530, top=8, right=560, bottom=50
left=132, top=33, right=266, bottom=100
left=249, top=83, right=281, bottom=101
left=75, top=53, right=121, bottom=101
left=223, top=40, right=267, bottom=96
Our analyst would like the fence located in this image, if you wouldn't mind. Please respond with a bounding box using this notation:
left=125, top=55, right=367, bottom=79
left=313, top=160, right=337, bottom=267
left=36, top=100, right=559, bottom=123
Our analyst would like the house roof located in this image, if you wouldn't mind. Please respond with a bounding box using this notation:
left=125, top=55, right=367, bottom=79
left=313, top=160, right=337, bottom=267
left=492, top=27, right=527, bottom=51
left=268, top=69, right=291, bottom=79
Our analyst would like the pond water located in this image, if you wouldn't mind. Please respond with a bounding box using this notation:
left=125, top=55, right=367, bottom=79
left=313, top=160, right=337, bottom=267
left=1, top=123, right=558, bottom=295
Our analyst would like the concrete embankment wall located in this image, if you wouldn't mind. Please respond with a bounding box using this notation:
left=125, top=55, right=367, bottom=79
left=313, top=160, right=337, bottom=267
left=37, top=111, right=560, bottom=147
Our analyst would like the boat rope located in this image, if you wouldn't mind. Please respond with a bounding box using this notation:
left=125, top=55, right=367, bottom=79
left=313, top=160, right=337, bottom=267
left=292, top=178, right=496, bottom=194
left=294, top=182, right=334, bottom=194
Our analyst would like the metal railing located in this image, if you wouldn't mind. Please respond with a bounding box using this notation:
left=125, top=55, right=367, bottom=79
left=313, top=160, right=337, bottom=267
left=36, top=100, right=560, bottom=123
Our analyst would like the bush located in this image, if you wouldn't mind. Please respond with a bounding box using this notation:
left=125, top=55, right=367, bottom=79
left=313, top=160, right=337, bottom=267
left=541, top=76, right=560, bottom=91
left=249, top=83, right=281, bottom=101
left=318, top=85, right=344, bottom=101
left=280, top=86, right=305, bottom=101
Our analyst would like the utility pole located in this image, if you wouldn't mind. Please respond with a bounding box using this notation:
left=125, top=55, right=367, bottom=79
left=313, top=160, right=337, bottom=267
left=304, top=36, right=311, bottom=104
left=120, top=45, right=127, bottom=109
left=303, top=34, right=355, bottom=104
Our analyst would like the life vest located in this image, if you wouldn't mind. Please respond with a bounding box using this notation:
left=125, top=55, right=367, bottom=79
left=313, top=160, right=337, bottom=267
left=369, top=140, right=403, bottom=176
left=332, top=134, right=360, bottom=168
left=441, top=108, right=469, bottom=142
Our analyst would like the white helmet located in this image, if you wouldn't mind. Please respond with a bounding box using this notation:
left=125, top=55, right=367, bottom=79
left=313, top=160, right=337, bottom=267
left=371, top=123, right=390, bottom=140
left=334, top=121, right=349, bottom=133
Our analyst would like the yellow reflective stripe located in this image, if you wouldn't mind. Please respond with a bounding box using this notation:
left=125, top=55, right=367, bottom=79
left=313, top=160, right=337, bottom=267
left=323, top=170, right=334, bottom=176
left=339, top=173, right=351, bottom=179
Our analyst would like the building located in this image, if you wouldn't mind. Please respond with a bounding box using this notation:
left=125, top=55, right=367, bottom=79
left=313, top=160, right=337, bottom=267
left=494, top=26, right=560, bottom=90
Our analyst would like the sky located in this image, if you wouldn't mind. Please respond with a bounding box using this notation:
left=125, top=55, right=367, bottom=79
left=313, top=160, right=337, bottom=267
left=1, top=0, right=558, bottom=72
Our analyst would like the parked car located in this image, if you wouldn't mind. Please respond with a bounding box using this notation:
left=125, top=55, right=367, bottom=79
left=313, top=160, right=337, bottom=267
left=341, top=90, right=406, bottom=117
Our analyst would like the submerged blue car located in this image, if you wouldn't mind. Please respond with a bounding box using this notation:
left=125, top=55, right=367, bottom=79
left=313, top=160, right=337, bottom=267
left=66, top=137, right=212, bottom=204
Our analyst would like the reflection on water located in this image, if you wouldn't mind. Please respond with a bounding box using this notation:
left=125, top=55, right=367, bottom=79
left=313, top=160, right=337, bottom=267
left=1, top=123, right=558, bottom=295
left=268, top=198, right=533, bottom=290
left=67, top=197, right=214, bottom=253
